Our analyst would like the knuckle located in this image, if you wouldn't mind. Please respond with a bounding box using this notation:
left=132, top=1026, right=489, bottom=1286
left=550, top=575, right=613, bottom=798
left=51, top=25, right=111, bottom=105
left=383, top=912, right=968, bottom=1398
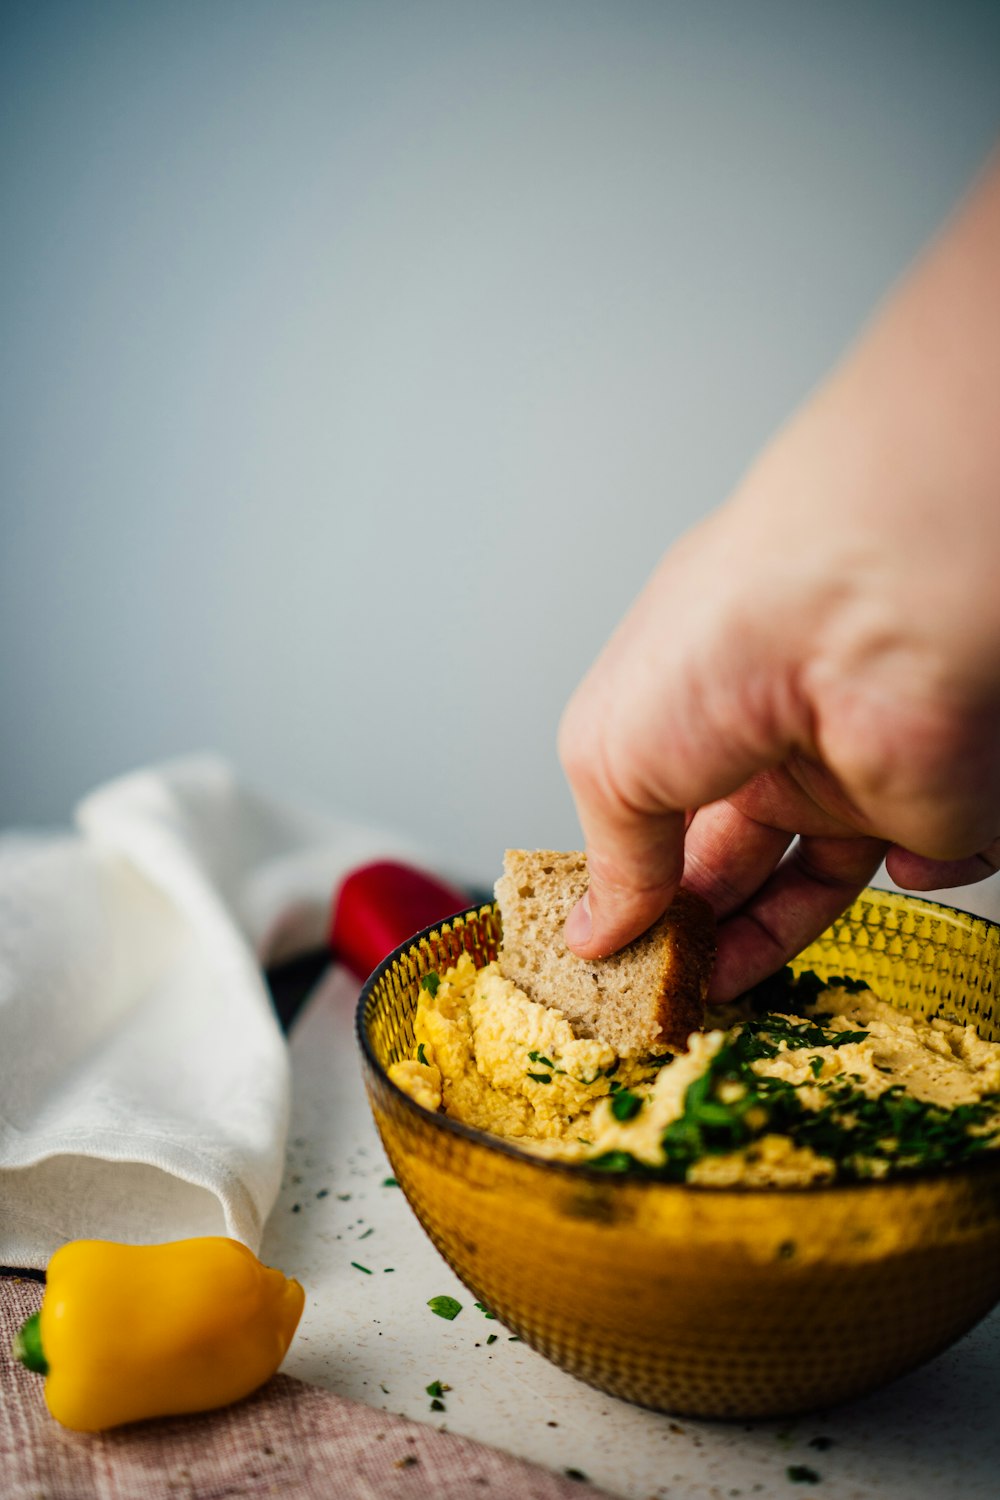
left=560, top=706, right=627, bottom=810
left=557, top=693, right=594, bottom=779
left=794, top=837, right=885, bottom=891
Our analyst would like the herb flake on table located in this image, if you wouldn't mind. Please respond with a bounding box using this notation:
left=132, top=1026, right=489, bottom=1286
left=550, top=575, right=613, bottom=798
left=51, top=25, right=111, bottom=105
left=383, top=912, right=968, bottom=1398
left=427, top=1295, right=462, bottom=1320
left=787, top=1464, right=821, bottom=1484
left=351, top=1262, right=372, bottom=1274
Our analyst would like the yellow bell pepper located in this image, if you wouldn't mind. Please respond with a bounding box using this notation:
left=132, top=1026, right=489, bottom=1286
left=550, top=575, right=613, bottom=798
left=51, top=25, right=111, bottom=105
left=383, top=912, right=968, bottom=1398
left=12, top=1236, right=305, bottom=1431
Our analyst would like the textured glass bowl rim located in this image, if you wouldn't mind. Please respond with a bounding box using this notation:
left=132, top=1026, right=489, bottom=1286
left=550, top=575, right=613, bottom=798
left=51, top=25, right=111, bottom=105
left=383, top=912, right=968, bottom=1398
left=355, top=889, right=1000, bottom=1198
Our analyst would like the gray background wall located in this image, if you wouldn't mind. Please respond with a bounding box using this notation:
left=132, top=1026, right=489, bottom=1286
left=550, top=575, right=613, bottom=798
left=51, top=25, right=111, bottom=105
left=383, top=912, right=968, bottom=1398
left=3, top=0, right=999, bottom=882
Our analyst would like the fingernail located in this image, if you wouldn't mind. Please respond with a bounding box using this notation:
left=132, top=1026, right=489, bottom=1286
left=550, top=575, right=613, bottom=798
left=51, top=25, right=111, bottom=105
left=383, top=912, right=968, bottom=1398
left=564, top=891, right=592, bottom=948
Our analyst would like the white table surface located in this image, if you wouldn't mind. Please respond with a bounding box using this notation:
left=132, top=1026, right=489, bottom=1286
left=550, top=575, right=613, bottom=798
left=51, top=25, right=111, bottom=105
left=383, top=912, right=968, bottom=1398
left=261, top=962, right=1000, bottom=1500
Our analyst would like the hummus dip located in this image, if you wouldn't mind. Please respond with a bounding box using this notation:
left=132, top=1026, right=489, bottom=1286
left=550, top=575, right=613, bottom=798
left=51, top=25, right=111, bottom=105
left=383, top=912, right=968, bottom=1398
left=388, top=956, right=1000, bottom=1187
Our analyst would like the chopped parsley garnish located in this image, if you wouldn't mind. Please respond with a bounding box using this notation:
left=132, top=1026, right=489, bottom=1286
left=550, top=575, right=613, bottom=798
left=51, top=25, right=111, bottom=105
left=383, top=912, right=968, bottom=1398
left=610, top=1088, right=643, bottom=1122
left=589, top=1149, right=638, bottom=1173
left=425, top=1380, right=449, bottom=1398
left=416, top=1043, right=429, bottom=1066
left=527, top=1050, right=566, bottom=1077
left=747, top=966, right=866, bottom=1015
left=427, top=1295, right=462, bottom=1320
left=823, top=973, right=871, bottom=993
left=421, top=971, right=440, bottom=996
left=581, top=979, right=1000, bottom=1184
left=734, top=1014, right=870, bottom=1062
left=579, top=1060, right=626, bottom=1086
left=351, top=1262, right=372, bottom=1274
left=474, top=1301, right=497, bottom=1319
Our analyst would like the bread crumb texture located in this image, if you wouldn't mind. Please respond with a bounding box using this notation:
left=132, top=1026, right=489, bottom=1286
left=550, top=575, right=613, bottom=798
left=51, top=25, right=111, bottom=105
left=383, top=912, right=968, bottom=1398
left=494, top=849, right=715, bottom=1055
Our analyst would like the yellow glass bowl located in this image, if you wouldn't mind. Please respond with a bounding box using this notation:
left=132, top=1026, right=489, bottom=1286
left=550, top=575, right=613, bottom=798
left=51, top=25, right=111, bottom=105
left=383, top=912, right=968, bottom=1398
left=356, top=888, right=1000, bottom=1418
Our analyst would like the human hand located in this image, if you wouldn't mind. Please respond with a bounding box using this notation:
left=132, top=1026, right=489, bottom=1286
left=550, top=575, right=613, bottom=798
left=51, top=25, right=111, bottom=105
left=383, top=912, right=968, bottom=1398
left=559, top=153, right=1000, bottom=1001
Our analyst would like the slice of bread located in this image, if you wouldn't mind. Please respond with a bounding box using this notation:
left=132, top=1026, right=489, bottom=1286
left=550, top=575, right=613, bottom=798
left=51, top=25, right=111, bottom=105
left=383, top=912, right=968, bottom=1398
left=495, top=850, right=715, bottom=1055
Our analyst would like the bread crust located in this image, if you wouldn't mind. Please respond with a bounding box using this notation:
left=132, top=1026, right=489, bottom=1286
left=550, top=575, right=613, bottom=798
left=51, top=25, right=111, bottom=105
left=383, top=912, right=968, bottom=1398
left=495, top=850, right=716, bottom=1055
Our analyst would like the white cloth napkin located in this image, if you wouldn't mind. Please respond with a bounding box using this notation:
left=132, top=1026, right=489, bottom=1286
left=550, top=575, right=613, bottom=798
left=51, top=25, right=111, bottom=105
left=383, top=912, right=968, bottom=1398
left=0, top=757, right=418, bottom=1269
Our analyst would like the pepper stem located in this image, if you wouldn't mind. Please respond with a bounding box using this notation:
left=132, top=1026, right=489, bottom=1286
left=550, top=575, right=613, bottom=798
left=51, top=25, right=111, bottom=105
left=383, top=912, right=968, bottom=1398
left=12, top=1312, right=48, bottom=1376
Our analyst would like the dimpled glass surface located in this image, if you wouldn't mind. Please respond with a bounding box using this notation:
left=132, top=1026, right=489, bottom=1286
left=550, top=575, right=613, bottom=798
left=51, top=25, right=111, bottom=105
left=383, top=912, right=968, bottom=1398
left=357, top=890, right=1000, bottom=1418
